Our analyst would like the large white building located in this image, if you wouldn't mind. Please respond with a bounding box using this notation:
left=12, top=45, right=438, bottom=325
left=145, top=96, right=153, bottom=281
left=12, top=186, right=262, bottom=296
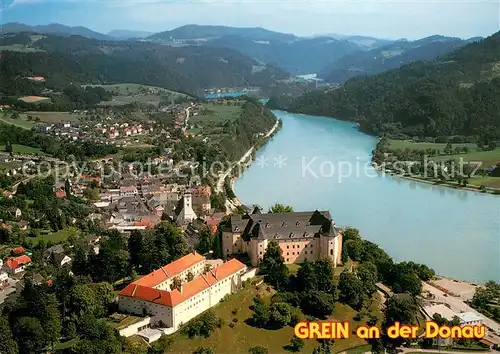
left=118, top=252, right=247, bottom=332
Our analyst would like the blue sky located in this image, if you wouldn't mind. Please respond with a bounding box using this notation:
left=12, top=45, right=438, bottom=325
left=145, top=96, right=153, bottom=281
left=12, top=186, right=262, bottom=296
left=1, top=0, right=499, bottom=39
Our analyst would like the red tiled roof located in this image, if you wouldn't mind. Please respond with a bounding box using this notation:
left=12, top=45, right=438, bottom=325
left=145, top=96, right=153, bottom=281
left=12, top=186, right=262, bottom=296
left=12, top=246, right=25, bottom=254
left=55, top=190, right=66, bottom=198
left=119, top=257, right=246, bottom=307
left=6, top=255, right=31, bottom=270
left=132, top=252, right=205, bottom=288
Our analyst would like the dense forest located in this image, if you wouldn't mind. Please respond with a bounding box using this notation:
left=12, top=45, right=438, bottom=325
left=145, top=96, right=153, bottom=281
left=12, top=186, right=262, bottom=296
left=269, top=31, right=500, bottom=140
left=0, top=33, right=288, bottom=104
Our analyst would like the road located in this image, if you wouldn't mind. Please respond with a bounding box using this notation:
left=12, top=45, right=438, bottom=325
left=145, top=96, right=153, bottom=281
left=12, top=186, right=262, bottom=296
left=423, top=282, right=500, bottom=343
left=215, top=118, right=280, bottom=203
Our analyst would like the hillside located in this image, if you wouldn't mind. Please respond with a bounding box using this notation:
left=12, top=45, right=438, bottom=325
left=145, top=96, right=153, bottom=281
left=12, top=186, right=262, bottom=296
left=0, top=33, right=288, bottom=106
left=148, top=24, right=297, bottom=42
left=0, top=22, right=111, bottom=40
left=204, top=35, right=361, bottom=75
left=318, top=35, right=475, bottom=83
left=270, top=31, right=500, bottom=139
left=107, top=30, right=154, bottom=39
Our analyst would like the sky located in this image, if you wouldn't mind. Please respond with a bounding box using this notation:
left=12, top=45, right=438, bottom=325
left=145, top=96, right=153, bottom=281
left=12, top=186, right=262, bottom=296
left=0, top=0, right=499, bottom=39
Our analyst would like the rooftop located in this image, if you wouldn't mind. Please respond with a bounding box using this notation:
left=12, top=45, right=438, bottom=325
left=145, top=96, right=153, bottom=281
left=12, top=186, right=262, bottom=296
left=119, top=258, right=246, bottom=307
left=423, top=304, right=457, bottom=321
left=132, top=251, right=205, bottom=288
left=456, top=312, right=484, bottom=323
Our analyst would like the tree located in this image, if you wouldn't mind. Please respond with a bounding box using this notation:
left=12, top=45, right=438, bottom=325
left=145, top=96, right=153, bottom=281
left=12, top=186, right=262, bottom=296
left=344, top=239, right=363, bottom=262
left=196, top=226, right=213, bottom=255
left=251, top=296, right=270, bottom=326
left=269, top=203, right=293, bottom=213
left=338, top=271, right=365, bottom=310
left=301, top=290, right=335, bottom=319
left=171, top=276, right=182, bottom=291
left=382, top=295, right=419, bottom=350
left=186, top=271, right=194, bottom=282
left=5, top=141, right=13, bottom=154
left=287, top=336, right=305, bottom=352
left=83, top=187, right=100, bottom=201
left=0, top=317, right=18, bottom=354
left=268, top=302, right=292, bottom=328
left=13, top=317, right=46, bottom=353
left=444, top=143, right=453, bottom=155
left=249, top=346, right=268, bottom=354
left=193, top=348, right=215, bottom=354
left=259, top=240, right=289, bottom=289
left=72, top=244, right=88, bottom=276
left=342, top=227, right=360, bottom=241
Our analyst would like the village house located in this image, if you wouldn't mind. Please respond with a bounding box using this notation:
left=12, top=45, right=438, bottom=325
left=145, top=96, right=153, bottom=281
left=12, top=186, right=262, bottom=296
left=120, top=186, right=138, bottom=197
left=118, top=252, right=247, bottom=336
left=0, top=271, right=8, bottom=289
left=222, top=210, right=343, bottom=267
left=3, top=255, right=32, bottom=274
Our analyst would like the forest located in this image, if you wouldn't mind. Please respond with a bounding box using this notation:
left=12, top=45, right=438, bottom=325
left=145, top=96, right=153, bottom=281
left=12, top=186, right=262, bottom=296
left=0, top=34, right=288, bottom=105
left=269, top=32, right=500, bottom=141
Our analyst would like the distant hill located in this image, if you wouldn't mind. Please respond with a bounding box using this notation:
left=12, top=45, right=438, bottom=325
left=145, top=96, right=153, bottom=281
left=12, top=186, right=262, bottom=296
left=318, top=35, right=478, bottom=83
left=203, top=35, right=361, bottom=75
left=271, top=31, right=500, bottom=138
left=107, top=30, right=154, bottom=40
left=0, top=22, right=111, bottom=40
left=0, top=33, right=289, bottom=101
left=148, top=24, right=297, bottom=42
left=322, top=34, right=395, bottom=49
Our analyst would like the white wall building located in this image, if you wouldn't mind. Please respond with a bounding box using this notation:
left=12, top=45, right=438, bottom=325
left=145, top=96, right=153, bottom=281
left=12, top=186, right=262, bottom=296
left=118, top=252, right=247, bottom=334
left=176, top=192, right=197, bottom=224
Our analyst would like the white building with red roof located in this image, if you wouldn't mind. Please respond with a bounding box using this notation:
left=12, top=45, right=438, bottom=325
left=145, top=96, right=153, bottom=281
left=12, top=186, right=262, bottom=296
left=3, top=255, right=31, bottom=274
left=118, top=252, right=247, bottom=333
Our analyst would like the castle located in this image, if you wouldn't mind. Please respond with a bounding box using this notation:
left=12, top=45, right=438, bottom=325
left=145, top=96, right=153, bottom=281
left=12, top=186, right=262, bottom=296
left=222, top=209, right=343, bottom=267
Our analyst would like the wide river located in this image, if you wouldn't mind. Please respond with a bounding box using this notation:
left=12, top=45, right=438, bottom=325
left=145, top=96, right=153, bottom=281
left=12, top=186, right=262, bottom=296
left=234, top=110, right=500, bottom=283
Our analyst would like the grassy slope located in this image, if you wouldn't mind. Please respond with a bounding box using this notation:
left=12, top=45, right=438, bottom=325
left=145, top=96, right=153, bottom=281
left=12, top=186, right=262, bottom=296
left=166, top=284, right=381, bottom=354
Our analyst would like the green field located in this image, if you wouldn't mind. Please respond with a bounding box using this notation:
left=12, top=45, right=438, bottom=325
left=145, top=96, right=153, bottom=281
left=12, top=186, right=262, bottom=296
left=89, top=83, right=191, bottom=107
left=165, top=284, right=381, bottom=354
left=190, top=103, right=242, bottom=124
left=388, top=140, right=477, bottom=151
left=0, top=114, right=38, bottom=129
left=468, top=176, right=500, bottom=189
left=28, top=227, right=80, bottom=244
left=10, top=144, right=47, bottom=155
left=433, top=148, right=500, bottom=167
left=24, top=111, right=81, bottom=123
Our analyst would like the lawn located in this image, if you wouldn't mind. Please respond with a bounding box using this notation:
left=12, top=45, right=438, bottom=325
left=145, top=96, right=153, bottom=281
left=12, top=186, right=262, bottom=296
left=468, top=176, right=500, bottom=189
left=388, top=140, right=477, bottom=151
left=24, top=111, right=81, bottom=123
left=190, top=103, right=242, bottom=124
left=91, top=83, right=191, bottom=107
left=0, top=114, right=38, bottom=129
left=433, top=148, right=500, bottom=167
left=10, top=144, right=48, bottom=156
left=28, top=227, right=80, bottom=244
left=165, top=283, right=381, bottom=354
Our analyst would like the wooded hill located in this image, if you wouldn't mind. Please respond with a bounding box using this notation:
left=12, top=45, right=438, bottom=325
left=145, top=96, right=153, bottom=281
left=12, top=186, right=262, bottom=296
left=318, top=35, right=476, bottom=83
left=269, top=31, right=500, bottom=140
left=0, top=33, right=288, bottom=104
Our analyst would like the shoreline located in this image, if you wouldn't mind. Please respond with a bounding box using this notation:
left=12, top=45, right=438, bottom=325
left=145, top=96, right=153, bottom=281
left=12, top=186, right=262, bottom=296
left=374, top=163, right=500, bottom=195
left=216, top=117, right=280, bottom=211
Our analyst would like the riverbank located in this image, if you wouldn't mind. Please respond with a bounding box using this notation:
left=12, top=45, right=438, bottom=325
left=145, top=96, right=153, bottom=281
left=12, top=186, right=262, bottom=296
left=374, top=163, right=500, bottom=195
left=216, top=117, right=281, bottom=211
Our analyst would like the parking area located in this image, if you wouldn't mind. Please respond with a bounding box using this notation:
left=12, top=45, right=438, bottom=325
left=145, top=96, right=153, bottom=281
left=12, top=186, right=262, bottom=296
left=0, top=277, right=19, bottom=305
left=430, top=277, right=480, bottom=301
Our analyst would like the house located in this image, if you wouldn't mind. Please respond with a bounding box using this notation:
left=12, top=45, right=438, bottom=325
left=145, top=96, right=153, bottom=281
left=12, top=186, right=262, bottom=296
left=222, top=210, right=343, bottom=267
left=53, top=253, right=72, bottom=267
left=0, top=271, right=8, bottom=289
left=120, top=186, right=138, bottom=197
left=55, top=190, right=67, bottom=199
left=456, top=312, right=484, bottom=326
left=118, top=252, right=247, bottom=335
left=3, top=255, right=31, bottom=274
left=11, top=246, right=25, bottom=256
left=44, top=244, right=65, bottom=260
left=12, top=208, right=22, bottom=218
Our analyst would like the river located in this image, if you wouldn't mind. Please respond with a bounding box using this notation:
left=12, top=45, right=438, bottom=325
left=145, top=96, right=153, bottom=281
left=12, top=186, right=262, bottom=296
left=234, top=110, right=500, bottom=283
